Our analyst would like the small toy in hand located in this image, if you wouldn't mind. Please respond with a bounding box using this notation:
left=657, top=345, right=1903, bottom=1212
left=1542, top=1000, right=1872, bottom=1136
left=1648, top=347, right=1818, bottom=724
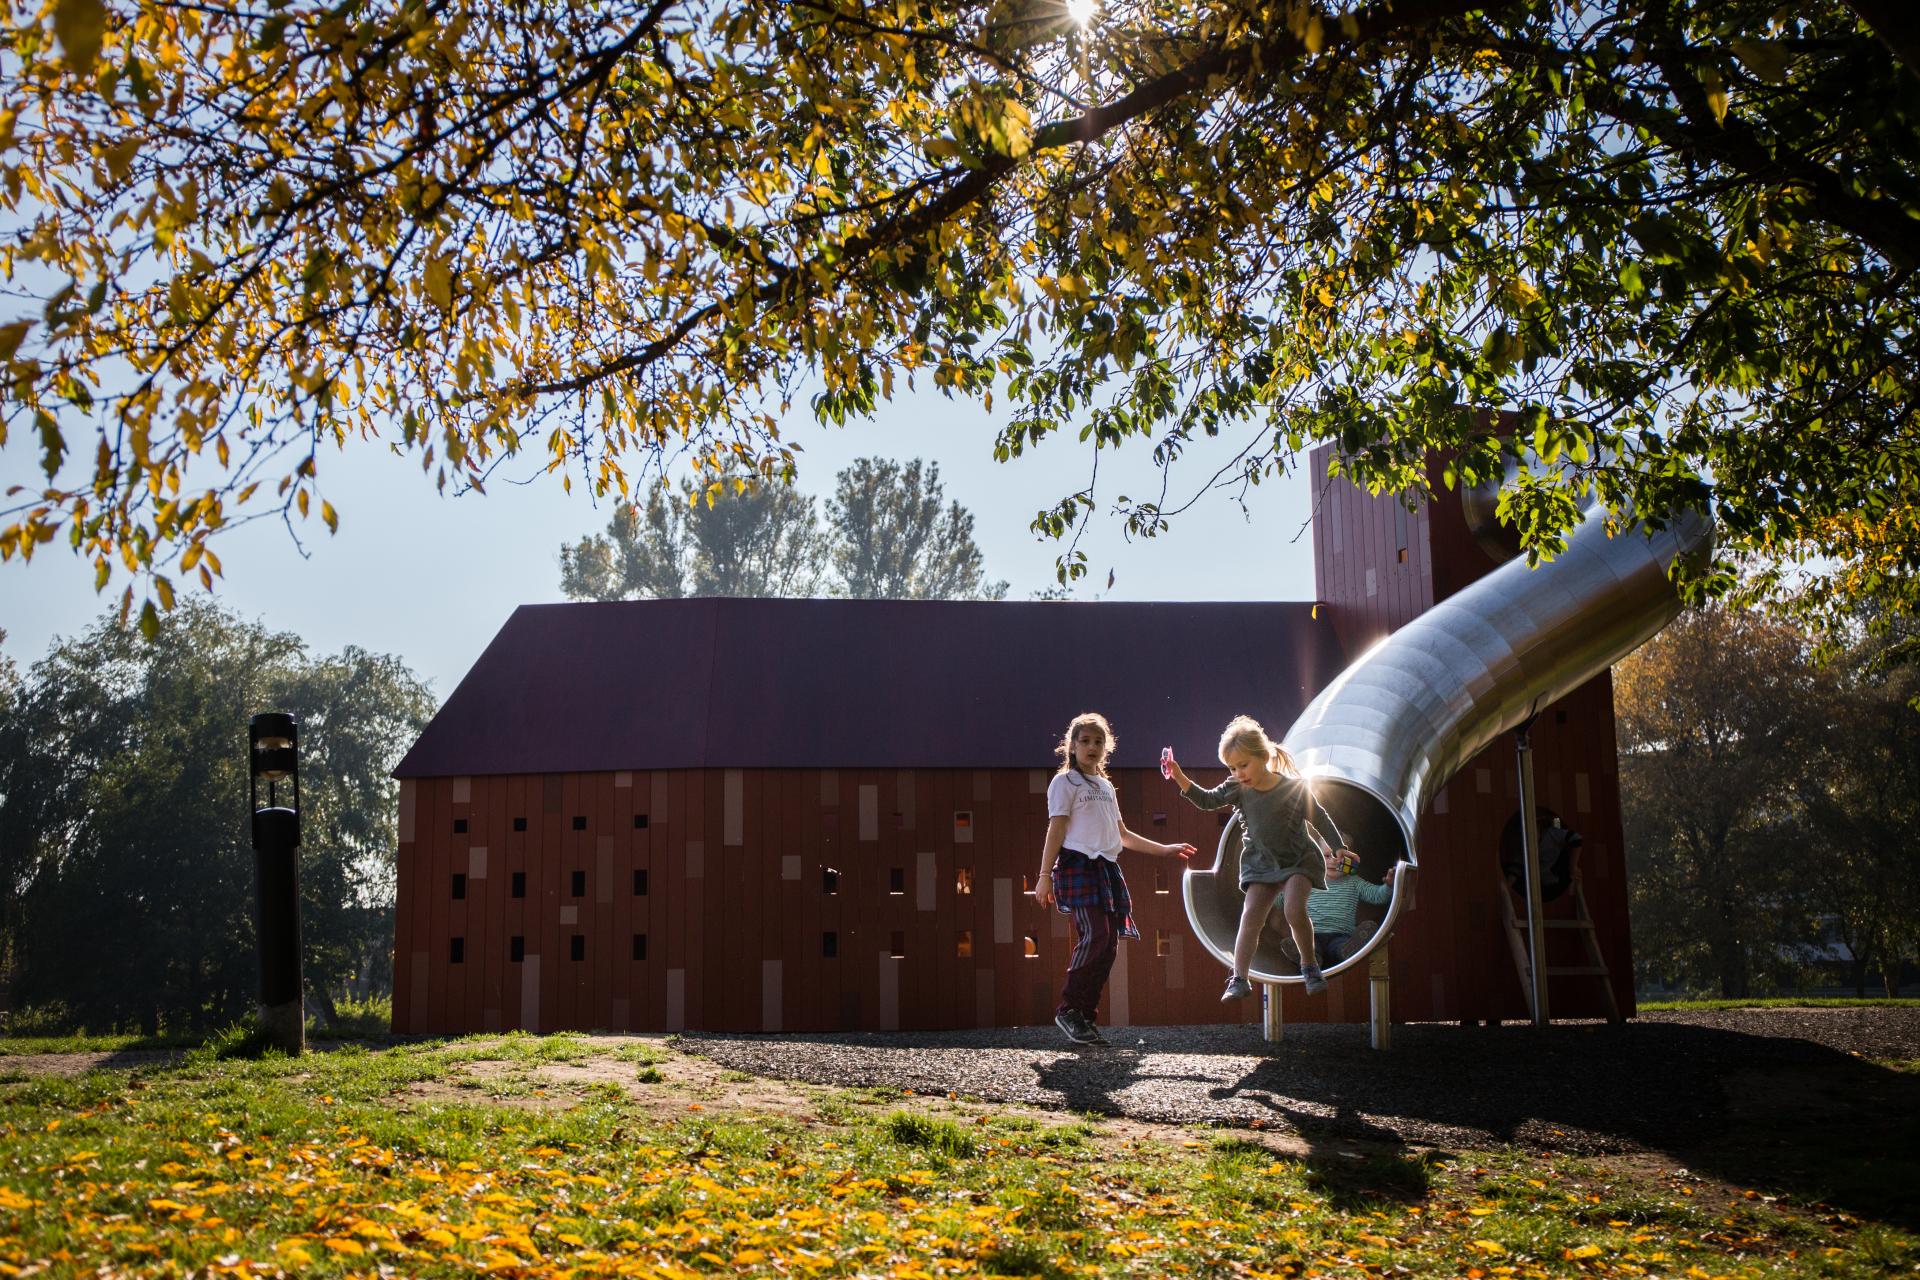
left=1160, top=747, right=1175, bottom=779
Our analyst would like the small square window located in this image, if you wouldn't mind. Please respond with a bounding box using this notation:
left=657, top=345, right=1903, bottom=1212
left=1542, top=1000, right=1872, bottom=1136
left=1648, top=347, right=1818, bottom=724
left=632, top=933, right=647, bottom=961
left=1397, top=546, right=1409, bottom=563
left=570, top=934, right=585, bottom=962
left=510, top=935, right=524, bottom=962
left=633, top=869, right=649, bottom=896
left=888, top=867, right=905, bottom=895
left=572, top=815, right=587, bottom=831
left=822, top=931, right=838, bottom=959
left=511, top=871, right=526, bottom=899
left=956, top=930, right=973, bottom=959
left=633, top=813, right=650, bottom=829
left=450, top=936, right=465, bottom=963
left=889, top=930, right=905, bottom=959
left=955, top=866, right=973, bottom=895
left=451, top=873, right=467, bottom=900
left=571, top=869, right=586, bottom=897
left=1023, top=935, right=1039, bottom=958
left=513, top=816, right=527, bottom=832
left=1150, top=811, right=1168, bottom=826
left=822, top=867, right=840, bottom=895
left=453, top=818, right=468, bottom=834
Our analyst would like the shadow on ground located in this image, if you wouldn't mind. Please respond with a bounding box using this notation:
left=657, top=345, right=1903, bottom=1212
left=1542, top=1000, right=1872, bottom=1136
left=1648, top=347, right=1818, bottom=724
left=685, top=1013, right=1920, bottom=1229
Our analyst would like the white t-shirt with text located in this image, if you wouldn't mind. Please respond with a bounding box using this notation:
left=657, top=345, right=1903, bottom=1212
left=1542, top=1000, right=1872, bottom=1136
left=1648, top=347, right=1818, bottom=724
left=1047, top=770, right=1123, bottom=860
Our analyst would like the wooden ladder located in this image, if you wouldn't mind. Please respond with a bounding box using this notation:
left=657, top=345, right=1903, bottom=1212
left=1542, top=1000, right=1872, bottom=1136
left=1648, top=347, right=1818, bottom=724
left=1498, top=861, right=1621, bottom=1023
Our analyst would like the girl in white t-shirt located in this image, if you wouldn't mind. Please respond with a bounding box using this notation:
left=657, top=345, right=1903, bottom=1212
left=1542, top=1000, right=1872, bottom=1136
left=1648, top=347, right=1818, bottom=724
left=1035, top=712, right=1195, bottom=1045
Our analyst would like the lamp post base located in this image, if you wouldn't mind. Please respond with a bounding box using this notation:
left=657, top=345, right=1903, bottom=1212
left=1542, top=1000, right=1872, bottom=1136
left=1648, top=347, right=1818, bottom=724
left=259, top=998, right=305, bottom=1055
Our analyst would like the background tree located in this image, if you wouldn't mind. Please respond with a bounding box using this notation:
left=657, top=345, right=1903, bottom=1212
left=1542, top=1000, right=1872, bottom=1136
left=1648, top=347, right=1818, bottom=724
left=828, top=458, right=1009, bottom=600
left=1614, top=604, right=1828, bottom=997
left=5, top=1, right=1919, bottom=642
left=0, top=602, right=434, bottom=1032
left=558, top=457, right=1005, bottom=599
left=559, top=479, right=827, bottom=600
left=1791, top=627, right=1920, bottom=993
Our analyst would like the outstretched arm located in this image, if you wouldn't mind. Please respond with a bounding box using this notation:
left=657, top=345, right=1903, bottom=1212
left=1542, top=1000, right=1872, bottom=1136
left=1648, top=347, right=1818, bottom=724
left=1119, top=822, right=1195, bottom=860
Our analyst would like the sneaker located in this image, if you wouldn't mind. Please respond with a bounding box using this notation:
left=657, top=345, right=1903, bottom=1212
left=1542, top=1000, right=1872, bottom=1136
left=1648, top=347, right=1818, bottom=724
left=1221, top=974, right=1255, bottom=1001
left=1054, top=1009, right=1100, bottom=1045
left=1303, top=965, right=1328, bottom=995
left=1083, top=1020, right=1111, bottom=1046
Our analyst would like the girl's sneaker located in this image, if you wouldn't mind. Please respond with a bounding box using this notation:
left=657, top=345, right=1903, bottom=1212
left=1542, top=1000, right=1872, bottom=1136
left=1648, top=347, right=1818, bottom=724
left=1221, top=974, right=1254, bottom=1000
left=1303, top=965, right=1328, bottom=994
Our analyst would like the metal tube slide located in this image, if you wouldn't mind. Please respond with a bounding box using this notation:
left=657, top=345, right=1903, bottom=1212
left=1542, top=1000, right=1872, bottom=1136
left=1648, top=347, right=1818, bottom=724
left=1183, top=482, right=1712, bottom=985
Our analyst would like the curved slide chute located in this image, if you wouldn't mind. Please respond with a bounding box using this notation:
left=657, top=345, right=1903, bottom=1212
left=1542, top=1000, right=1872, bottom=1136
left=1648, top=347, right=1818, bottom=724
left=1183, top=476, right=1713, bottom=988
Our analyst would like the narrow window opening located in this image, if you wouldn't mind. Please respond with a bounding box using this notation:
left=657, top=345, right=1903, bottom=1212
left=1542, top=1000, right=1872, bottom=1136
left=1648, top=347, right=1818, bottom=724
left=633, top=813, right=650, bottom=829
left=511, top=871, right=526, bottom=899
left=1021, top=874, right=1031, bottom=893
left=451, top=873, right=467, bottom=900
left=822, top=866, right=840, bottom=894
left=1023, top=936, right=1039, bottom=959
left=633, top=869, right=649, bottom=896
left=632, top=933, right=647, bottom=961
left=1153, top=868, right=1169, bottom=895
left=955, top=866, right=974, bottom=895
left=1155, top=929, right=1173, bottom=958
left=571, top=815, right=587, bottom=831
left=956, top=930, right=973, bottom=959
left=570, top=934, right=585, bottom=962
left=888, top=867, right=905, bottom=895
left=570, top=869, right=586, bottom=897
left=1397, top=546, right=1409, bottom=564
left=449, top=936, right=465, bottom=963
left=512, top=816, right=527, bottom=832
left=1150, top=812, right=1168, bottom=827
left=889, top=930, right=906, bottom=959
left=893, top=810, right=905, bottom=829
left=452, top=818, right=468, bottom=834
left=954, top=810, right=973, bottom=831
left=509, top=935, right=524, bottom=962
left=822, top=931, right=838, bottom=958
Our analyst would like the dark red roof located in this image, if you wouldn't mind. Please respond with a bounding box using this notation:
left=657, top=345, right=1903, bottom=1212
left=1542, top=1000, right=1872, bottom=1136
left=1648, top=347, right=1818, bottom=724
left=394, top=598, right=1346, bottom=777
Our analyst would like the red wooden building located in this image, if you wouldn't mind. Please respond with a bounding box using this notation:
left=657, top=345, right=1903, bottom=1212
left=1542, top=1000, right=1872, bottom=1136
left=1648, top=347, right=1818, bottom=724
left=391, top=470, right=1636, bottom=1034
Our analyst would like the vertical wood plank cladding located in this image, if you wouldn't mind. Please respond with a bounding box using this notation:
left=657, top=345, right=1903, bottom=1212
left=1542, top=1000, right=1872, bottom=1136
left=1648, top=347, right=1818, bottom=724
left=609, top=775, right=633, bottom=1031
left=724, top=769, right=744, bottom=848
left=858, top=784, right=879, bottom=842
left=735, top=765, right=765, bottom=1032
left=686, top=770, right=711, bottom=1029
left=426, top=777, right=453, bottom=1033
left=594, top=772, right=617, bottom=1028
left=897, top=770, right=916, bottom=830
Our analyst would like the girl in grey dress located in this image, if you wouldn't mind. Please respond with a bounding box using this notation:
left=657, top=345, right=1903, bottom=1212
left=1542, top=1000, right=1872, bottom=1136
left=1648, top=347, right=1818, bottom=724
left=1165, top=715, right=1348, bottom=998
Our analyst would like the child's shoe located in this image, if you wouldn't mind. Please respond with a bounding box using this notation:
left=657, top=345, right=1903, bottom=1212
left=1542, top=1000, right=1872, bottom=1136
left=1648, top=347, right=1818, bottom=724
left=1054, top=1009, right=1101, bottom=1045
left=1302, top=965, right=1328, bottom=995
left=1221, top=974, right=1255, bottom=1001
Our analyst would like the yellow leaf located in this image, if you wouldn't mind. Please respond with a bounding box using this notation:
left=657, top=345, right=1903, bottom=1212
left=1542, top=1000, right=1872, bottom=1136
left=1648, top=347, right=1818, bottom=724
left=1566, top=1244, right=1603, bottom=1259
left=424, top=255, right=453, bottom=311
left=52, top=0, right=107, bottom=72
left=155, top=575, right=174, bottom=610
left=1702, top=71, right=1728, bottom=125
left=321, top=499, right=338, bottom=533
left=1303, top=15, right=1325, bottom=53
left=324, top=1238, right=366, bottom=1255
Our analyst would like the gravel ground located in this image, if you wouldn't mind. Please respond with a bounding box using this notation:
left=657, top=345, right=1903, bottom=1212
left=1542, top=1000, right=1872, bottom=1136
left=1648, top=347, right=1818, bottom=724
left=680, top=1005, right=1920, bottom=1155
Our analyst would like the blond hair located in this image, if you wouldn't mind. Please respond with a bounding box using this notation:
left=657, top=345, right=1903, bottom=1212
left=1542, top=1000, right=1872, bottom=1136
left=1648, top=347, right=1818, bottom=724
left=1218, top=714, right=1298, bottom=776
left=1055, top=711, right=1116, bottom=777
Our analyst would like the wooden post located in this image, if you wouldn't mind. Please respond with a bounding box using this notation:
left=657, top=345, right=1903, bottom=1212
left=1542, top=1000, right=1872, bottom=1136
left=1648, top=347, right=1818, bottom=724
left=1369, top=943, right=1392, bottom=1050
left=1262, top=982, right=1283, bottom=1042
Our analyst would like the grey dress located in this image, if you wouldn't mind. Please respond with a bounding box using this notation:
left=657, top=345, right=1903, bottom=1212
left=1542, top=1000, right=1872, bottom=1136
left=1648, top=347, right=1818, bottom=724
left=1181, top=774, right=1343, bottom=890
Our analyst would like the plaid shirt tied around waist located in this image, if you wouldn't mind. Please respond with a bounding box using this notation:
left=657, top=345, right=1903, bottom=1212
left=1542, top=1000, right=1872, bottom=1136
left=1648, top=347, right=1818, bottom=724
left=1051, top=848, right=1140, bottom=941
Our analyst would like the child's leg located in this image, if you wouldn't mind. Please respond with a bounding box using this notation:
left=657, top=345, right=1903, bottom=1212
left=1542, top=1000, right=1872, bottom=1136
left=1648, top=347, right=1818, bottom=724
left=1232, top=882, right=1282, bottom=978
left=1282, top=875, right=1317, bottom=971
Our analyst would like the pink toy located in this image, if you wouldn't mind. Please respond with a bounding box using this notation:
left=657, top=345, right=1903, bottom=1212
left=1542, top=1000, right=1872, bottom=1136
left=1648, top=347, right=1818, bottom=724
left=1159, top=746, right=1174, bottom=779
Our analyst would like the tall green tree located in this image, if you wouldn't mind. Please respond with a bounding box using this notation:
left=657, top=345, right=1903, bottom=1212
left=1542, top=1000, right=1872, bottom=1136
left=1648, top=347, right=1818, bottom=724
left=0, top=601, right=434, bottom=1032
left=1615, top=604, right=1827, bottom=997
left=559, top=457, right=1005, bottom=599
left=559, top=479, right=828, bottom=600
left=829, top=458, right=1009, bottom=600
left=5, top=1, right=1919, bottom=639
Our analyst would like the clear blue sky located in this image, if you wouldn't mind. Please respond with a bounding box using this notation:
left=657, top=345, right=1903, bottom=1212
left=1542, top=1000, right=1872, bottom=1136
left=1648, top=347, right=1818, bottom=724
left=3, top=389, right=1320, bottom=700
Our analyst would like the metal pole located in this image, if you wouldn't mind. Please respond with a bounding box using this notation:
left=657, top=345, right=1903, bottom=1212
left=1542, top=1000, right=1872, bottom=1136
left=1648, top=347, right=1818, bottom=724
left=250, top=713, right=304, bottom=1054
left=1369, top=942, right=1393, bottom=1050
left=1515, top=717, right=1550, bottom=1027
left=1262, top=982, right=1283, bottom=1042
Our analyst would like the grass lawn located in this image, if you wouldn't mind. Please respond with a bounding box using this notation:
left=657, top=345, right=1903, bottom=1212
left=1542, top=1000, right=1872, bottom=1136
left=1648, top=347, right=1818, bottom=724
left=0, top=1028, right=1911, bottom=1278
